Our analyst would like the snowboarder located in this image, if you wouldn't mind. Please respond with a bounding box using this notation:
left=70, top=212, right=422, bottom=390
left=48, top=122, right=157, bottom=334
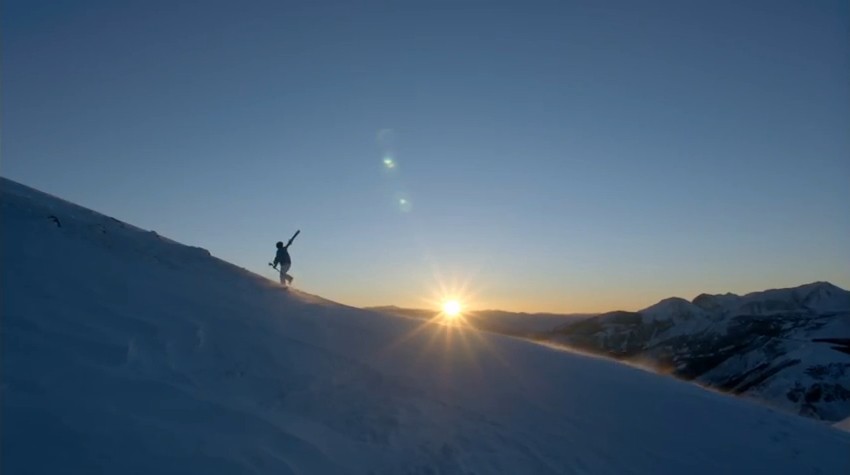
left=271, top=230, right=299, bottom=286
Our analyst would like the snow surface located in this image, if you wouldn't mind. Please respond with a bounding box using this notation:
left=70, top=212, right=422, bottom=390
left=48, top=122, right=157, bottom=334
left=2, top=176, right=849, bottom=475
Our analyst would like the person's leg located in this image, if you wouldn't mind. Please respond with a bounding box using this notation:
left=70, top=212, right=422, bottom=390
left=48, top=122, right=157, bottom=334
left=280, top=263, right=292, bottom=285
left=280, top=264, right=289, bottom=285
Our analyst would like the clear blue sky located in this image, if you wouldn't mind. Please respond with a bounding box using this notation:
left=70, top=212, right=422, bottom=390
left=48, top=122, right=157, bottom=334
left=3, top=0, right=848, bottom=312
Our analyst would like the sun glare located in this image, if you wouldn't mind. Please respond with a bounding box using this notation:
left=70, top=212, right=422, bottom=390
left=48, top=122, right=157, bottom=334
left=442, top=300, right=462, bottom=317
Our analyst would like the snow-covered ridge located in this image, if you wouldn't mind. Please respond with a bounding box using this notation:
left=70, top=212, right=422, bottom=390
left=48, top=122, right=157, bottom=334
left=692, top=281, right=850, bottom=316
left=546, top=281, right=850, bottom=422
left=2, top=176, right=848, bottom=474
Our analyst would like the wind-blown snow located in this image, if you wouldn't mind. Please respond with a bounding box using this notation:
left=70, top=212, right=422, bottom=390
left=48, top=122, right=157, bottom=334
left=2, top=177, right=848, bottom=474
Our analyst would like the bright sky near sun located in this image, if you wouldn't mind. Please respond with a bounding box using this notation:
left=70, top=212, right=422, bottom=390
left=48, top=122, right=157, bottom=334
left=3, top=1, right=849, bottom=313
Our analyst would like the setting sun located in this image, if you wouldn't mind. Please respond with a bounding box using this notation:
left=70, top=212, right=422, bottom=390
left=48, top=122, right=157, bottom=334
left=442, top=300, right=462, bottom=317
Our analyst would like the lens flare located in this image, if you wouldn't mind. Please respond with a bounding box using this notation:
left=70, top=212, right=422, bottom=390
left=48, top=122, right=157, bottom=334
left=397, top=196, right=412, bottom=212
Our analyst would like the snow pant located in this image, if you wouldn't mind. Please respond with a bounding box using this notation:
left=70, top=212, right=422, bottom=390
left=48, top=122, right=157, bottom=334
left=279, top=263, right=292, bottom=285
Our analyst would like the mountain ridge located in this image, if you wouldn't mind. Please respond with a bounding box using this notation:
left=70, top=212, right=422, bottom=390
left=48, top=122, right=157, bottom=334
left=543, top=282, right=850, bottom=422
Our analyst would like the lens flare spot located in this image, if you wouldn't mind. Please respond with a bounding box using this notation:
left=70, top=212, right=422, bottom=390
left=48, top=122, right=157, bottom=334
left=383, top=157, right=396, bottom=169
left=397, top=197, right=412, bottom=212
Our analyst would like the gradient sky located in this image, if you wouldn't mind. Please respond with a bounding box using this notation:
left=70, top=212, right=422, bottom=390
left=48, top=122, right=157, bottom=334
left=3, top=0, right=849, bottom=313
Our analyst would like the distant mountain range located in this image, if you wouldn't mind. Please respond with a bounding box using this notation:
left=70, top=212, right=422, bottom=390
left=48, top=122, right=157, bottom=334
left=366, top=306, right=592, bottom=337
left=372, top=282, right=850, bottom=423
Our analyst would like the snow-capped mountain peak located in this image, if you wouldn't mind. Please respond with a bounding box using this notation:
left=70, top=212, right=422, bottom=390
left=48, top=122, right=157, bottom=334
left=795, top=281, right=850, bottom=313
left=639, top=297, right=712, bottom=323
left=689, top=282, right=850, bottom=317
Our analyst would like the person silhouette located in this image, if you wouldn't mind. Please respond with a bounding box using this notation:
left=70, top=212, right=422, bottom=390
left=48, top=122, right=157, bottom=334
left=271, top=230, right=299, bottom=286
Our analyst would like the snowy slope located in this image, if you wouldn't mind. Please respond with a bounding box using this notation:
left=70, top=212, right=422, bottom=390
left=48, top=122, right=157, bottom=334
left=2, top=176, right=848, bottom=475
left=545, top=283, right=850, bottom=422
